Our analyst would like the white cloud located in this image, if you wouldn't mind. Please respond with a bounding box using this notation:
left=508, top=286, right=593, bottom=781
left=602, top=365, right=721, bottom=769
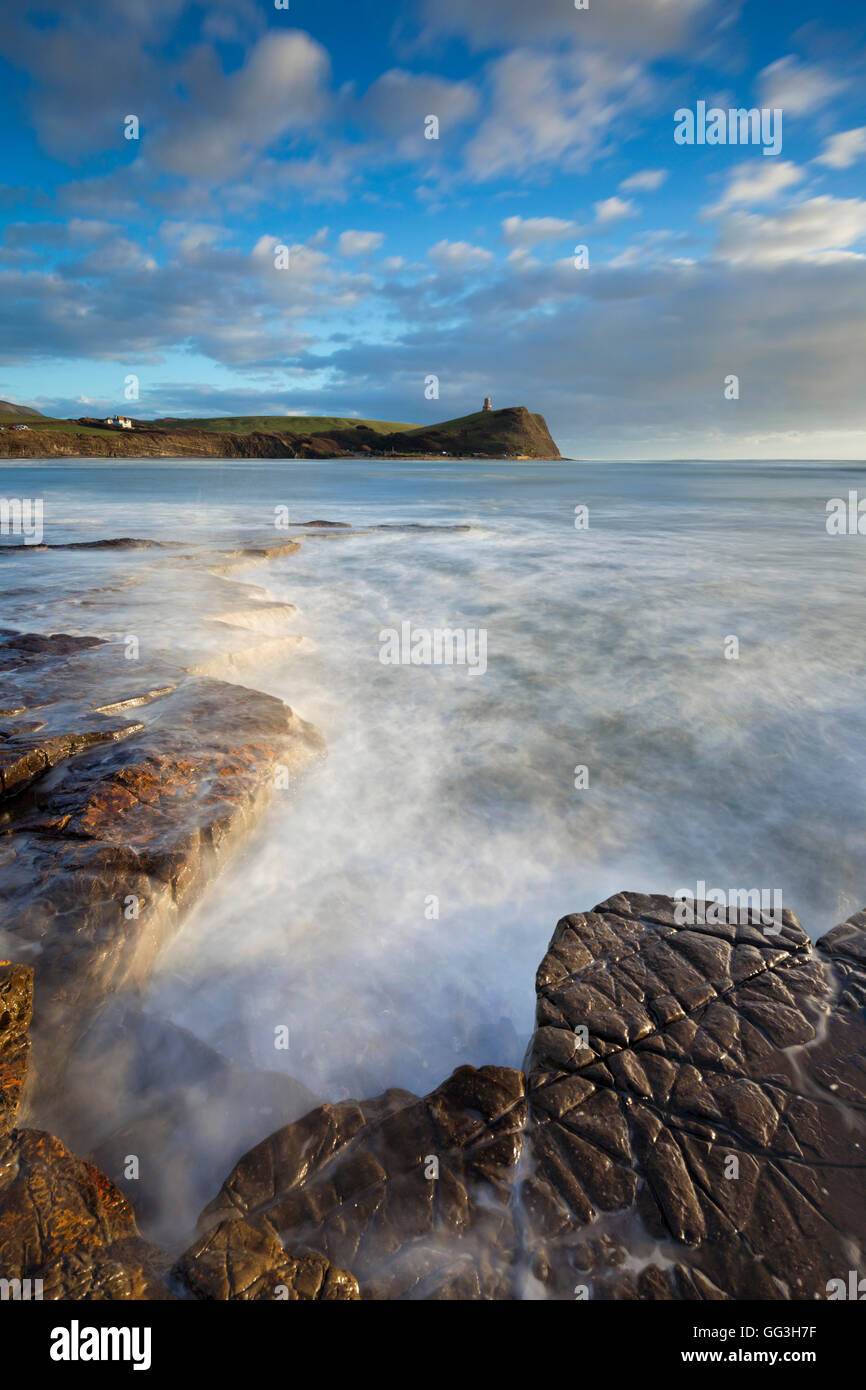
left=463, top=48, right=652, bottom=180
left=619, top=169, right=668, bottom=192
left=155, top=32, right=333, bottom=178
left=707, top=160, right=804, bottom=214
left=360, top=69, right=478, bottom=151
left=501, top=216, right=577, bottom=248
left=338, top=230, right=385, bottom=257
left=595, top=196, right=635, bottom=225
left=715, top=196, right=866, bottom=265
left=759, top=56, right=846, bottom=116
left=428, top=240, right=494, bottom=271
left=817, top=128, right=866, bottom=170
left=419, top=0, right=719, bottom=57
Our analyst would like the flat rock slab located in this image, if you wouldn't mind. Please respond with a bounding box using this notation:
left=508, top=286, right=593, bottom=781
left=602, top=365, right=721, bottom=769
left=0, top=630, right=323, bottom=1076
left=525, top=892, right=866, bottom=1299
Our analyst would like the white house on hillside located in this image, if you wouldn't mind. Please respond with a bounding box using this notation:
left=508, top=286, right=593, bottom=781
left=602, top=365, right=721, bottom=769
left=105, top=416, right=133, bottom=429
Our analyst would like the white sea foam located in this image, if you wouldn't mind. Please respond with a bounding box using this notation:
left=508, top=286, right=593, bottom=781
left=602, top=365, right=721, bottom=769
left=3, top=456, right=865, bottom=1236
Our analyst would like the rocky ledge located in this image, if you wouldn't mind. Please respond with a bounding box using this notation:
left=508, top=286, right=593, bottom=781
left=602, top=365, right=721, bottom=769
left=2, top=893, right=863, bottom=1300
left=0, top=620, right=323, bottom=1143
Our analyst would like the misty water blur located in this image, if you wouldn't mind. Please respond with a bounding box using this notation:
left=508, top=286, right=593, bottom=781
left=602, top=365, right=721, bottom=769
left=2, top=456, right=864, bottom=1240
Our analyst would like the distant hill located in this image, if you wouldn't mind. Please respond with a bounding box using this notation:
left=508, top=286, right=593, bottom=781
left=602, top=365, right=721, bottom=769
left=0, top=400, right=45, bottom=418
left=0, top=405, right=561, bottom=460
left=154, top=415, right=416, bottom=436
left=397, top=407, right=559, bottom=459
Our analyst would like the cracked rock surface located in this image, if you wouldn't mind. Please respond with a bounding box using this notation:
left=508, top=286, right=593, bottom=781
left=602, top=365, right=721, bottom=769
left=524, top=893, right=866, bottom=1299
left=181, top=894, right=866, bottom=1301
left=188, top=1066, right=527, bottom=1300
left=1, top=893, right=864, bottom=1299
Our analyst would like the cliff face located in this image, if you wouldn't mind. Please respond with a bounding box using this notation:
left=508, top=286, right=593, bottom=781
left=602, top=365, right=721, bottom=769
left=0, top=406, right=561, bottom=460
left=363, top=406, right=561, bottom=459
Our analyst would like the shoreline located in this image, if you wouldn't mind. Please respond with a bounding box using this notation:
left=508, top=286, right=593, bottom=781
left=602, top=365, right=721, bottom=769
left=0, top=521, right=864, bottom=1300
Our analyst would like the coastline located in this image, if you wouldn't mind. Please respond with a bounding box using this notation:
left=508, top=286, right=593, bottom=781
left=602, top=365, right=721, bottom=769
left=1, top=517, right=864, bottom=1299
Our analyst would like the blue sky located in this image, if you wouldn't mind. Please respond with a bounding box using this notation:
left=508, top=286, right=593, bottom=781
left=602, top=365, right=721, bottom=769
left=0, top=0, right=865, bottom=458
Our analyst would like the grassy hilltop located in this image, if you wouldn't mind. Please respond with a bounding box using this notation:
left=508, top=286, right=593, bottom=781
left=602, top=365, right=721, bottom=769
left=0, top=402, right=562, bottom=460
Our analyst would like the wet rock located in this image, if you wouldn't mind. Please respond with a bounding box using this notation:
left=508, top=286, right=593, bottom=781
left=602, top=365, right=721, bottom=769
left=0, top=964, right=32, bottom=1139
left=2, top=890, right=864, bottom=1301
left=185, top=894, right=866, bottom=1302
left=196, top=1066, right=527, bottom=1300
left=0, top=630, right=323, bottom=1079
left=818, top=908, right=866, bottom=1008
left=0, top=1128, right=172, bottom=1300
left=0, top=960, right=169, bottom=1300
left=174, top=1221, right=359, bottom=1300
left=524, top=893, right=866, bottom=1300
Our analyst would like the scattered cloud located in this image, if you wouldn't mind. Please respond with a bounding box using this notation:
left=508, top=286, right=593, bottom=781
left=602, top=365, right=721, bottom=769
left=817, top=127, right=866, bottom=170
left=428, top=240, right=494, bottom=271
left=619, top=169, right=668, bottom=192
left=501, top=216, right=578, bottom=248
left=759, top=55, right=847, bottom=116
left=707, top=160, right=805, bottom=214
left=360, top=69, right=479, bottom=155
left=715, top=196, right=866, bottom=265
left=463, top=49, right=653, bottom=180
left=595, top=196, right=636, bottom=224
left=337, top=230, right=385, bottom=256
left=418, top=0, right=722, bottom=58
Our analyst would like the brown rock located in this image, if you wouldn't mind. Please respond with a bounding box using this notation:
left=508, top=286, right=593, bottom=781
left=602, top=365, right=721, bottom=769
left=0, top=963, right=33, bottom=1138
left=0, top=630, right=323, bottom=1080
left=524, top=892, right=866, bottom=1299
left=174, top=1219, right=359, bottom=1300
left=0, top=1127, right=170, bottom=1300
left=196, top=1066, right=527, bottom=1300
left=0, top=973, right=170, bottom=1300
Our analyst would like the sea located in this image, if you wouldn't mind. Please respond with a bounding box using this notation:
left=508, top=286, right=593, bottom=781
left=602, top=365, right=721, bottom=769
left=1, top=456, right=864, bottom=1226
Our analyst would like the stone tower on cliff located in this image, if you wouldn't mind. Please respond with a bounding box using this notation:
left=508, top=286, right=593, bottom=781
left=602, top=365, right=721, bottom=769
left=483, top=396, right=492, bottom=412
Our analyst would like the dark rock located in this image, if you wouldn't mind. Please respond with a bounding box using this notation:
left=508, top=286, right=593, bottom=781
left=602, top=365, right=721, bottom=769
left=818, top=907, right=866, bottom=1007
left=2, top=891, right=864, bottom=1300
left=523, top=892, right=866, bottom=1300
left=183, top=893, right=866, bottom=1302
left=195, top=1066, right=527, bottom=1300
left=174, top=1221, right=359, bottom=1300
